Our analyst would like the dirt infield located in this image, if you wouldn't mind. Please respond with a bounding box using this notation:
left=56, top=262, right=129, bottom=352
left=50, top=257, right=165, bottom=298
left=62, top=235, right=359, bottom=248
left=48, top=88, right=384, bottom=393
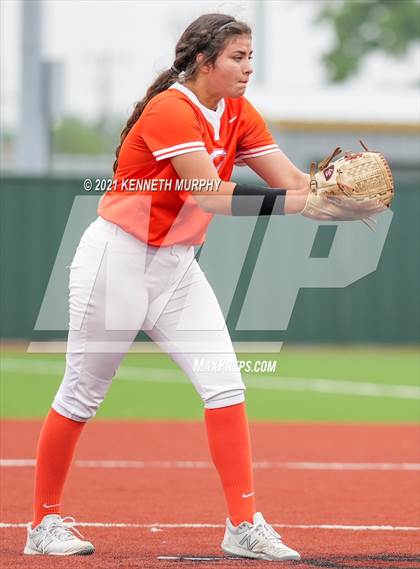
left=1, top=421, right=419, bottom=568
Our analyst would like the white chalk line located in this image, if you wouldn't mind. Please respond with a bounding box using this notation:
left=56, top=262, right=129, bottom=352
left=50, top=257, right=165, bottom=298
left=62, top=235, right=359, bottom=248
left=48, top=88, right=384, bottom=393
left=1, top=459, right=419, bottom=471
left=0, top=521, right=419, bottom=531
left=1, top=358, right=419, bottom=400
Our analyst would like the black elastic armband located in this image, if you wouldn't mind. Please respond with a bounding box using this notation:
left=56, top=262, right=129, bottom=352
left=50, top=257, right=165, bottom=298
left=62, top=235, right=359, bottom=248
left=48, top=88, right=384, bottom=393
left=231, top=184, right=287, bottom=216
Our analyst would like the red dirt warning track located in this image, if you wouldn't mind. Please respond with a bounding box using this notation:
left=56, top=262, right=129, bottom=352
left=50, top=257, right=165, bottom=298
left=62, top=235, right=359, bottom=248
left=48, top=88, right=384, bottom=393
left=1, top=421, right=419, bottom=568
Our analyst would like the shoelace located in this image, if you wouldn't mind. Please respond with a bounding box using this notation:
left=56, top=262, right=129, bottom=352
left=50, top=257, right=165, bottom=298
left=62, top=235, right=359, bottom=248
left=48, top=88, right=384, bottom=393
left=41, top=516, right=85, bottom=553
left=253, top=523, right=285, bottom=550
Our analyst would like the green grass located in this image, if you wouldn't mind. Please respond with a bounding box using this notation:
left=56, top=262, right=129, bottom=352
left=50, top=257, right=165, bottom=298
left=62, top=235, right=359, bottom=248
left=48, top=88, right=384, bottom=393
left=1, top=347, right=419, bottom=422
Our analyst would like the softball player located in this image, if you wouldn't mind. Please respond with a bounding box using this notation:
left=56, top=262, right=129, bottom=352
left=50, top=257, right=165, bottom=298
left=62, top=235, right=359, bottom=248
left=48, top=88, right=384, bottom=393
left=24, top=14, right=309, bottom=561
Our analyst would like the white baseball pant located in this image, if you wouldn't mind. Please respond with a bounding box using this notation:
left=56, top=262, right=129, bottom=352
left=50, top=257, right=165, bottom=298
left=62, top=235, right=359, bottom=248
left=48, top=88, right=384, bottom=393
left=52, top=217, right=246, bottom=421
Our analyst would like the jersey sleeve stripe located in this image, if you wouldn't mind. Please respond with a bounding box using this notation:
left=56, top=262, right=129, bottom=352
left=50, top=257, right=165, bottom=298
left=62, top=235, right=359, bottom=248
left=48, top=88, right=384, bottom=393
left=235, top=144, right=279, bottom=158
left=155, top=147, right=207, bottom=161
left=153, top=141, right=205, bottom=157
left=234, top=148, right=281, bottom=163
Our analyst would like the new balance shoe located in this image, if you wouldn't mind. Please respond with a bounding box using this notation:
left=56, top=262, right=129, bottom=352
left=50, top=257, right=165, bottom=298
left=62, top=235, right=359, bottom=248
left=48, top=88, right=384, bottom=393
left=221, top=512, right=300, bottom=561
left=23, top=514, right=95, bottom=556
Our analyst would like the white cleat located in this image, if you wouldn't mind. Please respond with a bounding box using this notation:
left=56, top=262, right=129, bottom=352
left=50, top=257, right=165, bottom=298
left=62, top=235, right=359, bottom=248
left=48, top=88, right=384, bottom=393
left=221, top=512, right=301, bottom=561
left=23, top=514, right=95, bottom=556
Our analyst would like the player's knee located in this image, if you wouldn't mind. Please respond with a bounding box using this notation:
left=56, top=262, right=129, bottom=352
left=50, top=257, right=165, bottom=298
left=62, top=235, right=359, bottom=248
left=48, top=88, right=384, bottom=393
left=53, top=370, right=112, bottom=421
left=52, top=386, right=105, bottom=420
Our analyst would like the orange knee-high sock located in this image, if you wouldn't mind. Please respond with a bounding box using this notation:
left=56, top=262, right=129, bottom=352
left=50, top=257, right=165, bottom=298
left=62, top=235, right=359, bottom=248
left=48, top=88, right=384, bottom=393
left=205, top=402, right=255, bottom=527
left=32, top=408, right=86, bottom=527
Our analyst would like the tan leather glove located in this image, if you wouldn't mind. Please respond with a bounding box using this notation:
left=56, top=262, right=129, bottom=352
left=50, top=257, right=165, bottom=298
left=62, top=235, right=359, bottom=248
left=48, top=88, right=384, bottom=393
left=302, top=141, right=394, bottom=229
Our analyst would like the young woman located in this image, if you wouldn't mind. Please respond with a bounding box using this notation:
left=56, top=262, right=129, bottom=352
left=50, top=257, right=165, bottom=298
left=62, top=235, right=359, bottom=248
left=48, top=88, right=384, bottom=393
left=24, top=13, right=309, bottom=561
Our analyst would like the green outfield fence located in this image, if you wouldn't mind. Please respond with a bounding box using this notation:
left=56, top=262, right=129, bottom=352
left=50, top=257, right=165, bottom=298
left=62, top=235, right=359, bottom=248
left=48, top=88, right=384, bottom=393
left=0, top=174, right=419, bottom=342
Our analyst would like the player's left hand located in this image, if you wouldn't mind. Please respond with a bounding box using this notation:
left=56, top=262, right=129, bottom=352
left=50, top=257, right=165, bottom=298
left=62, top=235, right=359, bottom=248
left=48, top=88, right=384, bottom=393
left=301, top=141, right=394, bottom=229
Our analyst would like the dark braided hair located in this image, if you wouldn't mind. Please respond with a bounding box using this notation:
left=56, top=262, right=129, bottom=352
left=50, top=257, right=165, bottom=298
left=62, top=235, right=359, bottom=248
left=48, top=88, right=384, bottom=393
left=113, top=13, right=251, bottom=173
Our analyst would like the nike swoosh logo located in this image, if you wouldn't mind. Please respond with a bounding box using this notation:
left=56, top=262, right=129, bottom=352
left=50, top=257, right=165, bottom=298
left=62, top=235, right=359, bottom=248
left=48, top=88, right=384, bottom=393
left=43, top=503, right=61, bottom=508
left=228, top=116, right=237, bottom=124
left=242, top=492, right=255, bottom=498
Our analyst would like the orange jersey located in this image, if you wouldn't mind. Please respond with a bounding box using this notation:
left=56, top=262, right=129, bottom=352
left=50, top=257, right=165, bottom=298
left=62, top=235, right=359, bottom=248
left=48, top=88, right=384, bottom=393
left=98, top=82, right=280, bottom=246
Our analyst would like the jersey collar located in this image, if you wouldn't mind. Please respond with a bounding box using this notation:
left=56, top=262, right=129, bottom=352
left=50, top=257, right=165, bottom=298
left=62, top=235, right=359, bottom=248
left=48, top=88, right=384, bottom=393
left=169, top=81, right=225, bottom=141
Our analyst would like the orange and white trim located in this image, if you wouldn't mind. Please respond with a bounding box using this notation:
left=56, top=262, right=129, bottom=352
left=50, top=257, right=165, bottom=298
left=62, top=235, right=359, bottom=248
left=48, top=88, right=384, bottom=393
left=153, top=141, right=206, bottom=161
left=235, top=143, right=280, bottom=161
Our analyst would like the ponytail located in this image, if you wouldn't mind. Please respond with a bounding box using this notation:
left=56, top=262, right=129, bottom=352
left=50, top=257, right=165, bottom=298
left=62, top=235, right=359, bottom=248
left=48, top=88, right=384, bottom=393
left=113, top=68, right=179, bottom=173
